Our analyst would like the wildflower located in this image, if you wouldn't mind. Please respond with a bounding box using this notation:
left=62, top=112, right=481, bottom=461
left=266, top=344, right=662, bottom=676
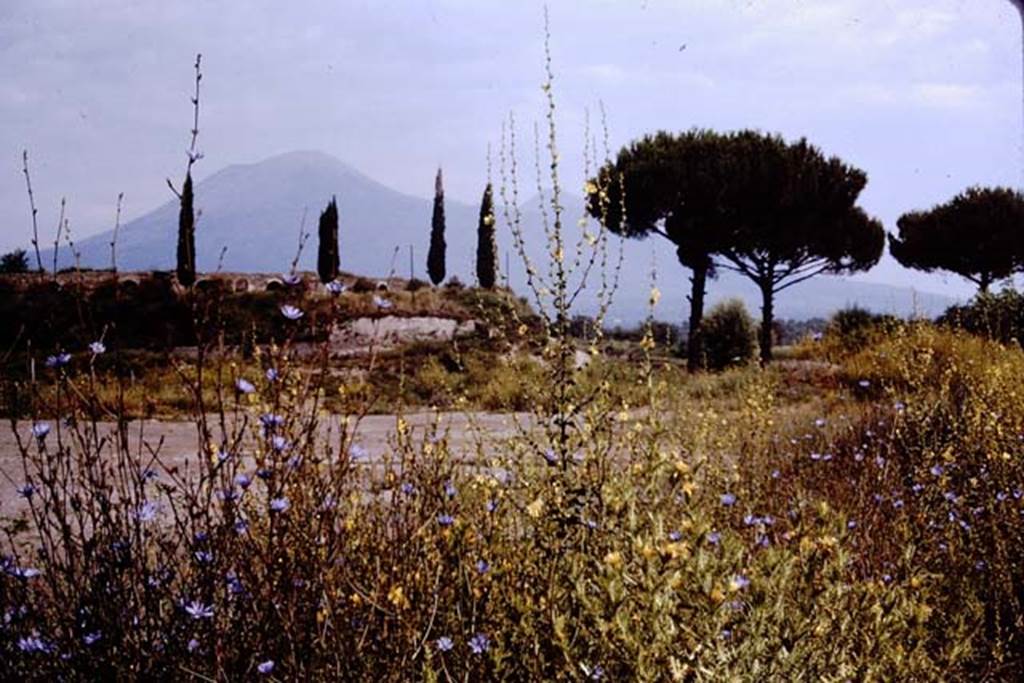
left=944, top=491, right=958, bottom=504
left=468, top=633, right=490, bottom=655
left=260, top=413, right=284, bottom=432
left=435, top=636, right=454, bottom=652
left=847, top=520, right=857, bottom=529
left=892, top=499, right=904, bottom=510
left=83, top=631, right=102, bottom=645
left=265, top=368, right=279, bottom=382
left=882, top=574, right=893, bottom=584
left=226, top=572, right=244, bottom=595
left=235, top=378, right=256, bottom=394
left=444, top=481, right=457, bottom=498
left=998, top=491, right=1010, bottom=502
left=31, top=422, right=50, bottom=440
left=668, top=530, right=683, bottom=541
left=270, top=497, right=290, bottom=513
left=373, top=295, right=393, bottom=310
left=1014, top=488, right=1023, bottom=500
left=283, top=272, right=302, bottom=286
left=911, top=483, right=924, bottom=494
left=8, top=566, right=40, bottom=579
left=17, top=635, right=52, bottom=653
left=400, top=482, right=416, bottom=496
left=280, top=304, right=304, bottom=320
left=188, top=638, right=200, bottom=653
left=707, top=531, right=722, bottom=545
left=194, top=551, right=213, bottom=564
left=326, top=280, right=346, bottom=295
left=135, top=500, right=159, bottom=523
left=142, top=467, right=159, bottom=480
left=814, top=418, right=826, bottom=428
left=257, top=660, right=275, bottom=674
left=234, top=473, right=252, bottom=489
left=476, top=559, right=490, bottom=574
left=729, top=574, right=750, bottom=591
left=16, top=483, right=36, bottom=499
left=45, top=352, right=72, bottom=368
left=858, top=380, right=870, bottom=388
left=810, top=452, right=822, bottom=462
left=234, top=519, right=249, bottom=535
left=437, top=514, right=454, bottom=527
left=930, top=464, right=944, bottom=477
left=720, top=492, right=737, bottom=507
left=183, top=600, right=214, bottom=620
left=270, top=435, right=288, bottom=452
left=587, top=664, right=606, bottom=680
left=89, top=341, right=106, bottom=355
left=257, top=468, right=273, bottom=480
left=771, top=469, right=780, bottom=479
left=349, top=444, right=368, bottom=460
left=543, top=449, right=559, bottom=466
left=486, top=499, right=498, bottom=513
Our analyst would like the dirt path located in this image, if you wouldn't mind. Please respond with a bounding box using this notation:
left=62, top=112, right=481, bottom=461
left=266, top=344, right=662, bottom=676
left=1, top=412, right=531, bottom=521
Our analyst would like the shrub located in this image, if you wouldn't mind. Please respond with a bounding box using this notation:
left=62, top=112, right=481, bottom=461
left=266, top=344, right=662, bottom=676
left=938, top=288, right=1024, bottom=346
left=351, top=276, right=377, bottom=293
left=701, top=299, right=757, bottom=370
left=825, top=305, right=901, bottom=354
left=405, top=277, right=428, bottom=292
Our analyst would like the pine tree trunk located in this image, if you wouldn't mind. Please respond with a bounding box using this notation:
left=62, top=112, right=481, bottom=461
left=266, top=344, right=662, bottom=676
left=759, top=281, right=774, bottom=366
left=686, top=262, right=708, bottom=372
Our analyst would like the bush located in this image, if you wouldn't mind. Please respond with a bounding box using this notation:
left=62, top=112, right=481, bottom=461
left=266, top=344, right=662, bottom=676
left=701, top=299, right=756, bottom=371
left=351, top=276, right=377, bottom=293
left=405, top=278, right=428, bottom=292
left=938, top=288, right=1024, bottom=346
left=826, top=306, right=901, bottom=354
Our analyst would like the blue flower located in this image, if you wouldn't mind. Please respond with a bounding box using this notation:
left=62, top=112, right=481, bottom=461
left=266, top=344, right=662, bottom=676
left=83, top=631, right=102, bottom=646
left=234, top=473, right=252, bottom=489
left=257, top=660, right=275, bottom=674
left=270, top=497, right=290, bottom=513
left=588, top=665, right=606, bottom=680
left=283, top=272, right=302, bottom=286
left=373, top=295, right=393, bottom=310
left=858, top=380, right=870, bottom=388
left=187, top=638, right=200, bottom=653
left=265, top=368, right=279, bottom=382
left=280, top=304, right=304, bottom=320
left=543, top=449, right=559, bottom=466
left=929, top=464, right=944, bottom=477
left=892, top=499, right=904, bottom=510
left=31, top=422, right=50, bottom=440
left=17, top=483, right=36, bottom=498
left=814, top=418, right=826, bottom=428
left=326, top=280, right=346, bottom=295
left=435, top=636, right=454, bottom=652
left=444, top=481, right=457, bottom=498
left=401, top=482, right=416, bottom=496
left=89, top=341, right=106, bottom=355
left=476, top=559, right=490, bottom=574
left=8, top=566, right=40, bottom=579
left=235, top=378, right=256, bottom=394
left=720, top=492, right=737, bottom=506
left=183, top=600, right=214, bottom=620
left=847, top=520, right=857, bottom=529
left=468, top=633, right=490, bottom=655
left=234, top=519, right=249, bottom=535
left=729, top=574, right=750, bottom=591
left=270, top=435, right=289, bottom=452
left=771, top=469, right=780, bottom=479
left=437, top=514, right=454, bottom=527
left=668, top=530, right=682, bottom=541
left=194, top=551, right=213, bottom=564
left=486, top=499, right=498, bottom=513
left=349, top=444, right=368, bottom=460
left=707, top=531, right=722, bottom=545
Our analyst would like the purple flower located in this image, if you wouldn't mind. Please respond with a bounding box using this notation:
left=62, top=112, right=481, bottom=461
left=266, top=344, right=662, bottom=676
left=270, top=435, right=288, bottom=452
left=326, top=280, right=346, bottom=295
left=8, top=566, right=40, bottom=579
left=17, top=635, right=52, bottom=653
left=83, top=631, right=102, bottom=645
left=437, top=514, right=454, bottom=527
left=858, top=380, right=870, bottom=388
left=270, top=497, right=290, bottom=513
left=401, top=482, right=416, bottom=496
left=349, top=444, right=368, bottom=460
left=587, top=664, right=606, bottom=680
left=280, top=304, right=304, bottom=320
left=771, top=469, right=780, bottom=479
left=235, top=378, right=256, bottom=394
left=282, top=273, right=302, bottom=286
left=183, top=600, right=214, bottom=620
left=543, top=449, right=559, bottom=466
left=187, top=638, right=200, bottom=653
left=31, top=422, right=51, bottom=440
left=45, top=352, right=72, bottom=368
left=234, top=473, right=252, bottom=489
left=135, top=500, right=159, bottom=523
left=476, top=559, right=490, bottom=574
left=468, top=633, right=490, bottom=655
left=707, top=531, right=722, bottom=545
left=373, top=295, right=393, bottom=310
left=194, top=551, right=213, bottom=564
left=930, top=464, right=944, bottom=477
left=265, top=368, right=279, bottom=382
left=260, top=413, right=284, bottom=429
left=16, top=483, right=36, bottom=498
left=720, top=492, right=737, bottom=507
left=730, top=574, right=750, bottom=591
left=814, top=418, right=826, bottom=428
left=257, top=660, right=275, bottom=674
left=668, top=530, right=683, bottom=541
left=892, top=499, right=904, bottom=510
left=486, top=499, right=498, bottom=513
left=444, top=481, right=457, bottom=498
left=847, top=520, right=857, bottom=529
left=435, top=636, right=454, bottom=652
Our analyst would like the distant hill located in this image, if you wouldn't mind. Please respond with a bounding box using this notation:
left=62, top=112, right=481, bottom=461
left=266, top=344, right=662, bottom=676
left=44, top=150, right=957, bottom=323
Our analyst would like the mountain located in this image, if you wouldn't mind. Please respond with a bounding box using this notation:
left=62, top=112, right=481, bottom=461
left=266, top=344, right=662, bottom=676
left=45, top=150, right=957, bottom=323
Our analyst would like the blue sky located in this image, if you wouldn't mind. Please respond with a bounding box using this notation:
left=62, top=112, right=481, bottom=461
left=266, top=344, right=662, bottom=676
left=0, top=0, right=1020, bottom=296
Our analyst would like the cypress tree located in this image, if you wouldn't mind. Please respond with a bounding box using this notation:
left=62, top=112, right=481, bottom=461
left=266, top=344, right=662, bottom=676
left=317, top=195, right=340, bottom=283
left=476, top=183, right=497, bottom=289
left=427, top=168, right=446, bottom=286
left=176, top=171, right=196, bottom=287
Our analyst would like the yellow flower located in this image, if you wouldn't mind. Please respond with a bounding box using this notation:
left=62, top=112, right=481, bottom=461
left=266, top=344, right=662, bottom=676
left=388, top=585, right=409, bottom=610
left=604, top=551, right=623, bottom=569
left=526, top=497, right=545, bottom=519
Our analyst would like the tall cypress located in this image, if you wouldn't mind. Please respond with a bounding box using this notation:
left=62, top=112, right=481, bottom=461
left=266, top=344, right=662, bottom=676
left=317, top=195, right=340, bottom=283
left=427, top=168, right=446, bottom=286
left=176, top=171, right=196, bottom=287
left=476, top=183, right=497, bottom=289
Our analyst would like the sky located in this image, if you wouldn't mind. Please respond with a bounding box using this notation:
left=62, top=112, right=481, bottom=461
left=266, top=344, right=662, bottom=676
left=0, top=0, right=1020, bottom=297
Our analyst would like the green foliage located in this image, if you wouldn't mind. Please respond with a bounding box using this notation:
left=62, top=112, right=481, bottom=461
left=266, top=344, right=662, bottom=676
left=825, top=305, right=901, bottom=354
left=701, top=298, right=757, bottom=370
left=0, top=248, right=30, bottom=274
left=316, top=196, right=340, bottom=284
left=476, top=183, right=498, bottom=289
left=427, top=168, right=446, bottom=286
left=938, top=288, right=1024, bottom=346
left=175, top=172, right=196, bottom=287
left=891, top=186, right=1024, bottom=292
